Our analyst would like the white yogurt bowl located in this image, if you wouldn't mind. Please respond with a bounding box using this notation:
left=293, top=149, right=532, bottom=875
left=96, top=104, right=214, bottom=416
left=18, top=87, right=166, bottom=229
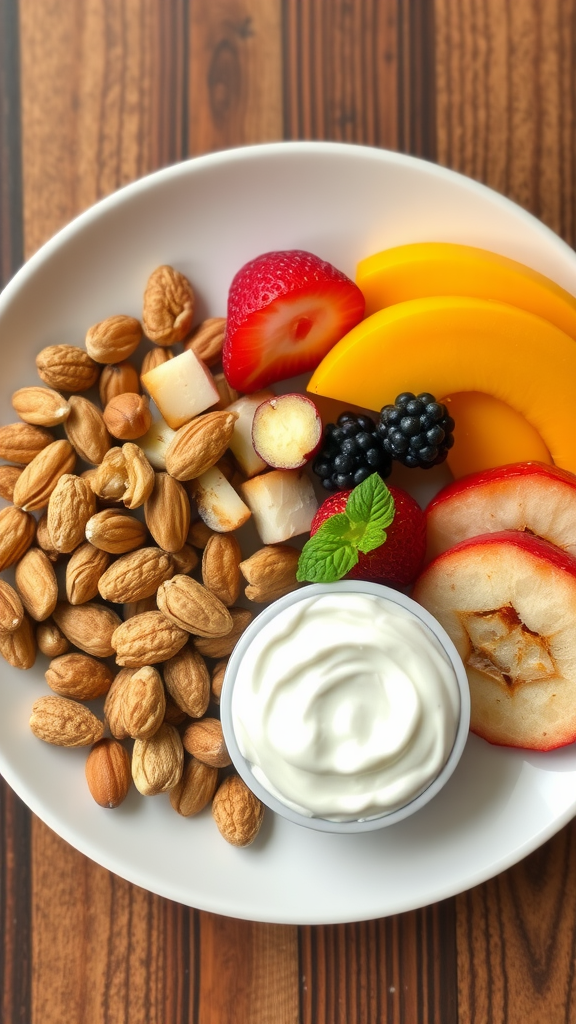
left=221, top=581, right=471, bottom=833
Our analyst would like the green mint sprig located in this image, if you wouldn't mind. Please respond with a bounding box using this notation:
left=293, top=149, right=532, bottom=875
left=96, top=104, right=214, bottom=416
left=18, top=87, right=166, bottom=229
left=296, top=473, right=396, bottom=583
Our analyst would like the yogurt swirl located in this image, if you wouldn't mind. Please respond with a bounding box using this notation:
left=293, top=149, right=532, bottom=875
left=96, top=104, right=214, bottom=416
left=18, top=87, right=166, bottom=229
left=231, top=592, right=461, bottom=821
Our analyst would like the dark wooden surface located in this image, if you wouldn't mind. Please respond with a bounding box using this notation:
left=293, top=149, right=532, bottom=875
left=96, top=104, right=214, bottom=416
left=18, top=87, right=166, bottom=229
left=1, top=1, right=576, bottom=1021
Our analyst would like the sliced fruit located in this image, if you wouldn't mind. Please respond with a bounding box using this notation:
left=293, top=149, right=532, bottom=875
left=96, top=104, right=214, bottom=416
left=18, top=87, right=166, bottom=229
left=252, top=394, right=322, bottom=470
left=226, top=390, right=274, bottom=478
left=357, top=242, right=576, bottom=338
left=413, top=531, right=576, bottom=750
left=223, top=250, right=365, bottom=392
left=240, top=469, right=318, bottom=545
left=426, top=461, right=576, bottom=561
left=141, top=349, right=219, bottom=429
left=442, top=392, right=551, bottom=478
left=188, top=467, right=251, bottom=533
left=307, top=296, right=576, bottom=474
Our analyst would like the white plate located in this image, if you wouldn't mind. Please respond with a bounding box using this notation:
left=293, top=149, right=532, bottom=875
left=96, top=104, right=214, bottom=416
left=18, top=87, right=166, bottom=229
left=1, top=141, right=576, bottom=925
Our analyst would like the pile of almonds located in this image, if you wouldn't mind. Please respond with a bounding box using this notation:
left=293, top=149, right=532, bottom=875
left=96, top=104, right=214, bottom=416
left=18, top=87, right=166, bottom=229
left=0, top=265, right=301, bottom=848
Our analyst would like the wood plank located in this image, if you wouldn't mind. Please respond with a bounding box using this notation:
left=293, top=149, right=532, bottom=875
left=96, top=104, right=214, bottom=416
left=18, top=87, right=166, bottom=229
left=0, top=780, right=31, bottom=1024
left=435, top=0, right=576, bottom=245
left=0, top=0, right=24, bottom=282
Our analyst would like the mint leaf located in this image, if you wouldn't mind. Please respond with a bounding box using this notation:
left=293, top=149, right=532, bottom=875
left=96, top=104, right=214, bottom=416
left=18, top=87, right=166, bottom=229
left=296, top=530, right=359, bottom=583
left=346, top=474, right=395, bottom=534
left=314, top=512, right=351, bottom=540
left=356, top=522, right=387, bottom=554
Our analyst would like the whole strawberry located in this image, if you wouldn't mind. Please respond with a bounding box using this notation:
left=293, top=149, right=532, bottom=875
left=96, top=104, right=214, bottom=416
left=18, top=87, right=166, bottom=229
left=298, top=474, right=426, bottom=587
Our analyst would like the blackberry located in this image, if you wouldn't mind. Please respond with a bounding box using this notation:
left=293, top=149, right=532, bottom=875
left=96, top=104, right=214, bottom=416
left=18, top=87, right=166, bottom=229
left=312, top=412, right=392, bottom=491
left=377, top=392, right=455, bottom=469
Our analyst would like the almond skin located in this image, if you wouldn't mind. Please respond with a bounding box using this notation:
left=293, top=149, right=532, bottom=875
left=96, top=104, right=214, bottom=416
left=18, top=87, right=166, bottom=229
left=85, top=738, right=131, bottom=808
left=170, top=757, right=218, bottom=816
left=187, top=519, right=215, bottom=549
left=103, top=668, right=134, bottom=739
left=142, top=265, right=195, bottom=346
left=11, top=386, right=70, bottom=426
left=140, top=346, right=173, bottom=383
left=47, top=473, right=97, bottom=553
left=0, top=579, right=24, bottom=632
left=85, top=509, right=148, bottom=554
left=98, top=547, right=174, bottom=604
left=66, top=543, right=110, bottom=604
left=116, top=665, right=166, bottom=739
left=0, top=506, right=36, bottom=570
left=36, top=619, right=70, bottom=657
left=0, top=613, right=36, bottom=669
left=210, top=658, right=228, bottom=705
left=103, top=393, right=152, bottom=440
left=193, top=607, right=253, bottom=658
left=111, top=610, right=188, bottom=667
left=164, top=411, right=237, bottom=481
left=65, top=395, right=112, bottom=465
left=0, top=465, right=23, bottom=501
left=53, top=601, right=122, bottom=658
left=144, top=472, right=190, bottom=553
left=30, top=695, right=104, bottom=747
left=163, top=645, right=210, bottom=718
left=99, top=360, right=141, bottom=406
left=86, top=314, right=142, bottom=364
left=0, top=422, right=53, bottom=464
left=15, top=547, right=58, bottom=621
left=212, top=775, right=264, bottom=847
left=132, top=723, right=184, bottom=795
left=239, top=544, right=301, bottom=603
left=170, top=543, right=198, bottom=575
left=202, top=533, right=241, bottom=606
left=36, top=344, right=100, bottom=392
left=184, top=317, right=226, bottom=367
left=182, top=717, right=231, bottom=767
left=12, top=439, right=76, bottom=511
left=45, top=653, right=113, bottom=700
left=36, top=512, right=60, bottom=562
left=156, top=575, right=233, bottom=637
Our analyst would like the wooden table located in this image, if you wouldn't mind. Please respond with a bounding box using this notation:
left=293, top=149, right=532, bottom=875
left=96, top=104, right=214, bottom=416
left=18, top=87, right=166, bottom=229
left=1, top=1, right=575, bottom=1021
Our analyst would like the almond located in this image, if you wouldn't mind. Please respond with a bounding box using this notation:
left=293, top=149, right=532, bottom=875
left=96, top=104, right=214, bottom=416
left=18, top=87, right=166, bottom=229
left=92, top=444, right=155, bottom=508
left=212, top=775, right=264, bottom=847
left=103, top=668, right=134, bottom=739
left=0, top=465, right=23, bottom=501
left=0, top=613, right=36, bottom=669
left=15, top=547, right=58, bottom=621
left=123, top=596, right=157, bottom=619
left=12, top=439, right=76, bottom=511
left=132, top=723, right=184, bottom=795
left=66, top=543, right=111, bottom=605
left=182, top=717, right=231, bottom=767
left=116, top=665, right=165, bottom=739
left=90, top=447, right=126, bottom=501
left=239, top=544, right=301, bottom=602
left=36, top=619, right=70, bottom=657
left=98, top=547, right=174, bottom=604
left=169, top=757, right=218, bottom=817
left=143, top=266, right=194, bottom=346
left=193, top=606, right=253, bottom=658
left=156, top=575, right=233, bottom=637
left=211, top=372, right=238, bottom=410
left=36, top=513, right=60, bottom=561
left=144, top=472, right=189, bottom=553
left=0, top=422, right=53, bottom=464
left=164, top=694, right=188, bottom=726
left=184, top=317, right=226, bottom=367
left=170, top=543, right=198, bottom=575
left=0, top=579, right=24, bottom=632
left=202, top=533, right=241, bottom=606
left=85, top=738, right=131, bottom=808
left=140, top=346, right=173, bottom=384
left=103, top=393, right=152, bottom=440
left=0, top=506, right=36, bottom=570
left=65, top=395, right=111, bottom=465
left=85, top=509, right=147, bottom=554
left=187, top=519, right=215, bottom=549
left=86, top=314, right=142, bottom=364
left=53, top=601, right=122, bottom=658
left=45, top=653, right=113, bottom=700
left=111, top=610, right=188, bottom=666
left=210, top=658, right=228, bottom=705
left=11, top=386, right=70, bottom=426
left=163, top=645, right=210, bottom=718
left=99, top=360, right=141, bottom=406
left=47, top=473, right=97, bottom=552
left=36, top=344, right=100, bottom=392
left=29, top=695, right=104, bottom=746
left=164, top=411, right=237, bottom=481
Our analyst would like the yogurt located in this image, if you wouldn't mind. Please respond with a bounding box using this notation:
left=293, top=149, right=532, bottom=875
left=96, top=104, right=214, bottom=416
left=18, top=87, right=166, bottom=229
left=230, top=591, right=461, bottom=822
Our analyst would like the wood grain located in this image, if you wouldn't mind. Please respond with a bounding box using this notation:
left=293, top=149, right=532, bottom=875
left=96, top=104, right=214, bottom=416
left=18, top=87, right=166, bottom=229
left=0, top=0, right=23, bottom=282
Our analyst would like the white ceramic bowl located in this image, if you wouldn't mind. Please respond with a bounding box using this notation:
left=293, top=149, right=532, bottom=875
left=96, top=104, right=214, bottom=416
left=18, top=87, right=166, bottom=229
left=221, top=581, right=471, bottom=833
left=1, top=142, right=576, bottom=924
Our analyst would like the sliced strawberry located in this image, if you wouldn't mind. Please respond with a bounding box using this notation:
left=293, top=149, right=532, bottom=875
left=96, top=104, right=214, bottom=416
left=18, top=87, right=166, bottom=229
left=223, top=250, right=365, bottom=393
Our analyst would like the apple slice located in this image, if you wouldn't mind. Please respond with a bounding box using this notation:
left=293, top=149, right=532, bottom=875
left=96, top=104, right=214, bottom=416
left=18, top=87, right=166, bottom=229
left=426, top=461, right=576, bottom=562
left=240, top=469, right=318, bottom=544
left=413, top=531, right=576, bottom=750
left=251, top=394, right=322, bottom=470
left=226, top=390, right=275, bottom=478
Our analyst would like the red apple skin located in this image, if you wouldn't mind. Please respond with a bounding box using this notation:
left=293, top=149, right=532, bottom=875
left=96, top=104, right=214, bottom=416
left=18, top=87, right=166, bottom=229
left=428, top=461, right=576, bottom=509
left=251, top=393, right=322, bottom=469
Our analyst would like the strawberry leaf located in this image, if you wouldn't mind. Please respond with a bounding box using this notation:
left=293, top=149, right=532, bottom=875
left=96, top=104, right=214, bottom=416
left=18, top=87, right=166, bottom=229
left=346, top=474, right=395, bottom=535
left=296, top=531, right=358, bottom=583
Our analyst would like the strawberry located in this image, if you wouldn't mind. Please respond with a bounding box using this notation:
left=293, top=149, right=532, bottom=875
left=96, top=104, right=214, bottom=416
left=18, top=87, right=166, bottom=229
left=298, top=475, right=426, bottom=587
left=222, top=250, right=365, bottom=393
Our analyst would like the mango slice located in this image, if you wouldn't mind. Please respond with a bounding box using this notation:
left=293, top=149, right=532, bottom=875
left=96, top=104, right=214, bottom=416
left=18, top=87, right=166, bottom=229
left=307, top=296, right=576, bottom=474
left=357, top=242, right=576, bottom=338
left=441, top=392, right=552, bottom=479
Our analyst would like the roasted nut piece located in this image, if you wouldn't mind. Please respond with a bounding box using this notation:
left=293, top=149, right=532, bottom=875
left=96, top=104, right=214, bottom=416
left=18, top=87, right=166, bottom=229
left=85, top=738, right=131, bottom=808
left=98, top=547, right=174, bottom=604
left=119, top=665, right=166, bottom=739
left=143, top=265, right=194, bottom=346
left=66, top=543, right=111, bottom=605
left=36, top=619, right=70, bottom=657
left=29, top=695, right=104, bottom=747
left=11, top=386, right=70, bottom=426
left=0, top=465, right=23, bottom=502
left=47, top=473, right=96, bottom=552
left=0, top=613, right=36, bottom=669
left=239, top=544, right=301, bottom=603
left=170, top=757, right=218, bottom=817
left=156, top=575, right=233, bottom=637
left=111, top=610, right=188, bottom=667
left=0, top=506, right=36, bottom=570
left=15, top=547, right=58, bottom=621
left=36, top=344, right=100, bottom=392
left=211, top=372, right=238, bottom=410
left=170, top=543, right=198, bottom=575
left=99, top=360, right=141, bottom=406
left=103, top=668, right=134, bottom=739
left=65, top=396, right=111, bottom=465
left=123, top=596, right=157, bottom=619
left=140, top=346, right=173, bottom=383
left=164, top=411, right=237, bottom=481
left=0, top=579, right=24, bottom=632
left=92, top=444, right=154, bottom=509
left=182, top=717, right=231, bottom=767
left=202, top=533, right=241, bottom=606
left=132, top=723, right=184, bottom=795
left=193, top=607, right=253, bottom=658
left=53, top=601, right=122, bottom=658
left=210, top=658, right=228, bottom=705
left=144, top=472, right=190, bottom=553
left=163, top=645, right=210, bottom=718
left=187, top=519, right=215, bottom=549
left=103, top=393, right=152, bottom=440
left=0, top=422, right=53, bottom=464
left=45, top=653, right=113, bottom=700
left=184, top=317, right=226, bottom=367
left=212, top=775, right=264, bottom=847
left=85, top=509, right=148, bottom=554
left=12, top=439, right=76, bottom=511
left=86, top=315, right=142, bottom=364
left=36, top=513, right=60, bottom=562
